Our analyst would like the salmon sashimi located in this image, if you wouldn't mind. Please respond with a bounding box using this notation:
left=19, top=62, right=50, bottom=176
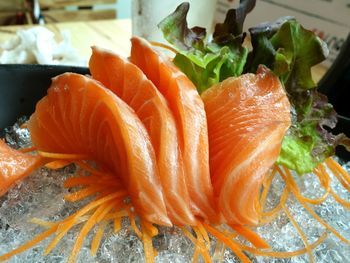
left=130, top=36, right=217, bottom=221
left=0, top=140, right=42, bottom=196
left=27, top=73, right=171, bottom=226
left=202, top=66, right=291, bottom=225
left=89, top=46, right=195, bottom=225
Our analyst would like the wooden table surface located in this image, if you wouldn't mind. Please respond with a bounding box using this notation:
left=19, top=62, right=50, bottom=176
left=0, top=19, right=132, bottom=59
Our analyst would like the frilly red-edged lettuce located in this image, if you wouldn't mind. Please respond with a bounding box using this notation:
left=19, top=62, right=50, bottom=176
left=158, top=0, right=350, bottom=174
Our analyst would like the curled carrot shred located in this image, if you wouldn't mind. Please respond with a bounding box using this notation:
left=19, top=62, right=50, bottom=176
left=91, top=220, right=107, bottom=256
left=282, top=204, right=314, bottom=263
left=201, top=222, right=251, bottom=263
left=229, top=224, right=270, bottom=249
left=19, top=146, right=37, bottom=153
left=38, top=151, right=90, bottom=160
left=238, top=232, right=328, bottom=258
left=150, top=41, right=177, bottom=54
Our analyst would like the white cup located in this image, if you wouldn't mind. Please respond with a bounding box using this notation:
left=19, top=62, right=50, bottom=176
left=132, top=0, right=218, bottom=43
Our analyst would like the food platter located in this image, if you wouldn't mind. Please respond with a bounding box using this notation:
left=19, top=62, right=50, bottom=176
left=0, top=2, right=349, bottom=262
left=0, top=63, right=349, bottom=262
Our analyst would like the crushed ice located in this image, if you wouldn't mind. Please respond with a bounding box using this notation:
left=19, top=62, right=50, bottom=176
left=0, top=121, right=349, bottom=262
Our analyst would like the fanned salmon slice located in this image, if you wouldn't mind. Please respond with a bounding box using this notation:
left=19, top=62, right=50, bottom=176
left=27, top=73, right=171, bottom=226
left=89, top=46, right=195, bottom=225
left=202, top=66, right=291, bottom=225
left=0, top=140, right=42, bottom=196
left=130, top=37, right=217, bottom=221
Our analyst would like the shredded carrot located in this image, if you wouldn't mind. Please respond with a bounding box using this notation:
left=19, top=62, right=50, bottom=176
left=114, top=216, right=122, bottom=233
left=192, top=247, right=200, bottom=263
left=201, top=223, right=251, bottom=263
left=212, top=242, right=225, bottom=263
left=181, top=226, right=210, bottom=263
left=259, top=186, right=289, bottom=225
left=30, top=218, right=55, bottom=228
left=19, top=146, right=37, bottom=153
left=230, top=224, right=270, bottom=249
left=0, top=225, right=59, bottom=261
left=141, top=220, right=158, bottom=237
left=193, top=226, right=212, bottom=263
left=44, top=192, right=126, bottom=255
left=278, top=166, right=349, bottom=244
left=238, top=232, right=328, bottom=258
left=150, top=41, right=177, bottom=54
left=282, top=204, right=314, bottom=263
left=64, top=186, right=103, bottom=202
left=141, top=220, right=156, bottom=263
left=45, top=160, right=72, bottom=169
left=104, top=209, right=128, bottom=221
left=330, top=189, right=350, bottom=209
left=326, top=158, right=350, bottom=185
left=125, top=205, right=142, bottom=239
left=181, top=226, right=199, bottom=244
left=326, top=158, right=350, bottom=191
left=197, top=222, right=210, bottom=247
left=75, top=160, right=107, bottom=177
left=67, top=201, right=115, bottom=263
left=38, top=151, right=89, bottom=160
left=64, top=175, right=101, bottom=188
left=259, top=167, right=277, bottom=211
left=91, top=221, right=107, bottom=256
left=278, top=166, right=329, bottom=206
left=63, top=174, right=120, bottom=189
left=300, top=200, right=349, bottom=244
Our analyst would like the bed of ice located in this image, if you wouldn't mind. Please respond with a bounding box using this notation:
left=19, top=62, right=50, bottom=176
left=1, top=120, right=349, bottom=263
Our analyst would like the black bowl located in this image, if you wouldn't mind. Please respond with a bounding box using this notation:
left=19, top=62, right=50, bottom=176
left=0, top=64, right=349, bottom=160
left=0, top=64, right=89, bottom=130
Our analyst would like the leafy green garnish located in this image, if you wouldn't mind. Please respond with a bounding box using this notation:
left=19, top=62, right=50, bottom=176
left=159, top=1, right=350, bottom=174
left=248, top=18, right=349, bottom=174
left=158, top=1, right=253, bottom=93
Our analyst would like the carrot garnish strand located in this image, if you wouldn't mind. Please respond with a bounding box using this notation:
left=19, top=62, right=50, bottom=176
left=149, top=41, right=177, bottom=54
left=180, top=226, right=210, bottom=262
left=0, top=226, right=59, bottom=261
left=192, top=226, right=212, bottom=263
left=67, top=201, right=115, bottom=263
left=280, top=166, right=349, bottom=244
left=141, top=220, right=156, bottom=263
left=30, top=218, right=55, bottom=228
left=38, top=151, right=90, bottom=160
left=212, top=242, right=225, bottom=263
left=64, top=185, right=104, bottom=202
left=75, top=160, right=107, bottom=177
left=230, top=224, right=270, bottom=249
left=45, top=160, right=72, bottom=169
left=282, top=204, right=314, bottom=263
left=238, top=232, right=328, bottom=258
left=201, top=223, right=251, bottom=263
left=91, top=220, right=107, bottom=256
left=125, top=205, right=143, bottom=239
left=19, top=146, right=37, bottom=153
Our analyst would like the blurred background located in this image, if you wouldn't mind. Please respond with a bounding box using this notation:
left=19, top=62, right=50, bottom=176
left=0, top=0, right=131, bottom=24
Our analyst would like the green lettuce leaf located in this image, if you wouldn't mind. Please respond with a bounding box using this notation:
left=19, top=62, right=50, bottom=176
left=158, top=1, right=254, bottom=93
left=157, top=2, right=206, bottom=50
left=248, top=19, right=349, bottom=174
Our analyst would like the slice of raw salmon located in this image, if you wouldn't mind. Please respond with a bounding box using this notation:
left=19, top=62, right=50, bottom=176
left=201, top=66, right=291, bottom=225
left=0, top=140, right=42, bottom=196
left=89, top=46, right=195, bottom=225
left=130, top=37, right=217, bottom=221
left=27, top=73, right=171, bottom=226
